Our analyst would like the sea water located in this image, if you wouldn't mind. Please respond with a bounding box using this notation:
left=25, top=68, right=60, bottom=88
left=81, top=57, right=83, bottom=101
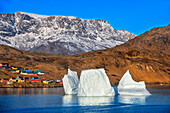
left=0, top=87, right=169, bottom=113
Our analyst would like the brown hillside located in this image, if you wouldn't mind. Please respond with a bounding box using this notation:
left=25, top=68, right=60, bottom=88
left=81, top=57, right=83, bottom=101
left=121, top=24, right=170, bottom=54
left=0, top=25, right=170, bottom=86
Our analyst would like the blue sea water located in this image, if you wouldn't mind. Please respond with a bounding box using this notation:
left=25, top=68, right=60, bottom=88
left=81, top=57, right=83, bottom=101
left=0, top=86, right=169, bottom=113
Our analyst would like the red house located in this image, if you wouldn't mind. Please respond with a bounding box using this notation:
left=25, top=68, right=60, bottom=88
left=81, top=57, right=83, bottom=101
left=1, top=78, right=9, bottom=82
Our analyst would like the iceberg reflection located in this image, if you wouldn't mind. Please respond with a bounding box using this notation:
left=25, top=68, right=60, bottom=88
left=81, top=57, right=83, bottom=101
left=62, top=95, right=79, bottom=106
left=118, top=95, right=149, bottom=105
left=78, top=96, right=114, bottom=106
left=63, top=95, right=114, bottom=106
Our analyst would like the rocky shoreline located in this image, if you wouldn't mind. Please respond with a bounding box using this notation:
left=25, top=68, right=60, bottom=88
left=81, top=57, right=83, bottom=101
left=0, top=82, right=169, bottom=88
left=0, top=82, right=63, bottom=88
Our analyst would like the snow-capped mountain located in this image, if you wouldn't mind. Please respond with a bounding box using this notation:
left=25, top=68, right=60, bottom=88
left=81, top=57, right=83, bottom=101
left=0, top=12, right=136, bottom=54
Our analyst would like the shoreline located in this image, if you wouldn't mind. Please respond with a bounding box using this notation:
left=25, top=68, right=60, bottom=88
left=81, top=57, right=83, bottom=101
left=0, top=82, right=63, bottom=88
left=0, top=82, right=170, bottom=88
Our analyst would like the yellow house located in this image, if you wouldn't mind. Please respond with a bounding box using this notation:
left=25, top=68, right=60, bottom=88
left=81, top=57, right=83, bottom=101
left=43, top=80, right=52, bottom=84
left=17, top=79, right=25, bottom=83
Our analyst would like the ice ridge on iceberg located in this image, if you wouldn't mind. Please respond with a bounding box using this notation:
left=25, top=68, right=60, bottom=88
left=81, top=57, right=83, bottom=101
left=78, top=68, right=115, bottom=96
left=62, top=69, right=79, bottom=95
left=118, top=70, right=151, bottom=95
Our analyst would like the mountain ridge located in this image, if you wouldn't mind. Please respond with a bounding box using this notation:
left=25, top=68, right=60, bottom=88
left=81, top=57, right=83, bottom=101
left=0, top=12, right=136, bottom=54
left=119, top=24, right=170, bottom=54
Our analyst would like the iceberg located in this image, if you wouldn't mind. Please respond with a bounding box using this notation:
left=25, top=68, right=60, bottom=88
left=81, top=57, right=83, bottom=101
left=78, top=68, right=115, bottom=96
left=62, top=69, right=79, bottom=95
left=118, top=70, right=151, bottom=95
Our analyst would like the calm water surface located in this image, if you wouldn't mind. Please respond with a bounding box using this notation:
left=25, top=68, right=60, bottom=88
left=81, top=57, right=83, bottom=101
left=0, top=87, right=170, bottom=113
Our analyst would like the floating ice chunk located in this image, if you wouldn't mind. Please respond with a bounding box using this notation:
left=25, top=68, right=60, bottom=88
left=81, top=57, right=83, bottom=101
left=118, top=70, right=151, bottom=95
left=78, top=68, right=115, bottom=96
left=62, top=69, right=79, bottom=95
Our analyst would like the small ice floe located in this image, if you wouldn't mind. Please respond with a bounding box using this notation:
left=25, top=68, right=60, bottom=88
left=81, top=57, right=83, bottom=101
left=118, top=70, right=151, bottom=95
left=77, top=68, right=115, bottom=96
left=62, top=69, right=79, bottom=95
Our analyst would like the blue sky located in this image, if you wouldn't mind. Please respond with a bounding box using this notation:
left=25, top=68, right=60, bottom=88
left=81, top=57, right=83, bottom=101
left=0, top=0, right=169, bottom=35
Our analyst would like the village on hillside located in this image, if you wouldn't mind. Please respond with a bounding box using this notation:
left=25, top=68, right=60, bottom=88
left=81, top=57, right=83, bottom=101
left=0, top=63, right=63, bottom=88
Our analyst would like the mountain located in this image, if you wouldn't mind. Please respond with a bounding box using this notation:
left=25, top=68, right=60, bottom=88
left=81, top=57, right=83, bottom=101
left=0, top=23, right=169, bottom=86
left=122, top=25, right=170, bottom=54
left=0, top=12, right=136, bottom=55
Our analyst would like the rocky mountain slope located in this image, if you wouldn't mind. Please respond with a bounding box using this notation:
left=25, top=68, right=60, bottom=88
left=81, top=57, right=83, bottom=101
left=122, top=25, right=170, bottom=54
left=0, top=12, right=136, bottom=54
left=0, top=25, right=169, bottom=86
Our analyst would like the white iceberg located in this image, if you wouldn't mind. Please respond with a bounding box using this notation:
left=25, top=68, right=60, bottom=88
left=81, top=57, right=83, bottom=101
left=118, top=70, right=151, bottom=95
left=78, top=68, right=115, bottom=96
left=62, top=69, right=79, bottom=95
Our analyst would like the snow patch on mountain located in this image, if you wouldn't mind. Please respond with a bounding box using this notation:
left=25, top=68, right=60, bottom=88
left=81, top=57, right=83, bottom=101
left=0, top=12, right=137, bottom=54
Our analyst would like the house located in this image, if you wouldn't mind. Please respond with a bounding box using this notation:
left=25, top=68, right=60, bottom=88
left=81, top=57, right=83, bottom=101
left=23, top=77, right=29, bottom=81
left=11, top=69, right=20, bottom=73
left=7, top=81, right=14, bottom=84
left=44, top=72, right=51, bottom=75
left=20, top=71, right=28, bottom=75
left=31, top=77, right=41, bottom=82
left=20, top=69, right=38, bottom=75
left=1, top=78, right=9, bottom=82
left=25, top=69, right=33, bottom=73
left=34, top=70, right=43, bottom=73
left=0, top=66, right=5, bottom=69
left=56, top=80, right=62, bottom=83
left=9, top=77, right=16, bottom=82
left=1, top=63, right=9, bottom=67
left=11, top=66, right=18, bottom=70
left=0, top=63, right=10, bottom=69
left=38, top=72, right=51, bottom=75
left=17, top=67, right=24, bottom=70
left=60, top=80, right=63, bottom=84
left=16, top=76, right=24, bottom=83
left=0, top=63, right=6, bottom=69
left=43, top=80, right=52, bottom=84
left=37, top=72, right=45, bottom=75
left=20, top=71, right=38, bottom=75
left=26, top=73, right=38, bottom=75
left=16, top=76, right=23, bottom=80
left=17, top=79, right=25, bottom=83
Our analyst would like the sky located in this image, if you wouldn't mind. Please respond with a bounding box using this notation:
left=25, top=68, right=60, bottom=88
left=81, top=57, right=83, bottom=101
left=0, top=0, right=169, bottom=35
